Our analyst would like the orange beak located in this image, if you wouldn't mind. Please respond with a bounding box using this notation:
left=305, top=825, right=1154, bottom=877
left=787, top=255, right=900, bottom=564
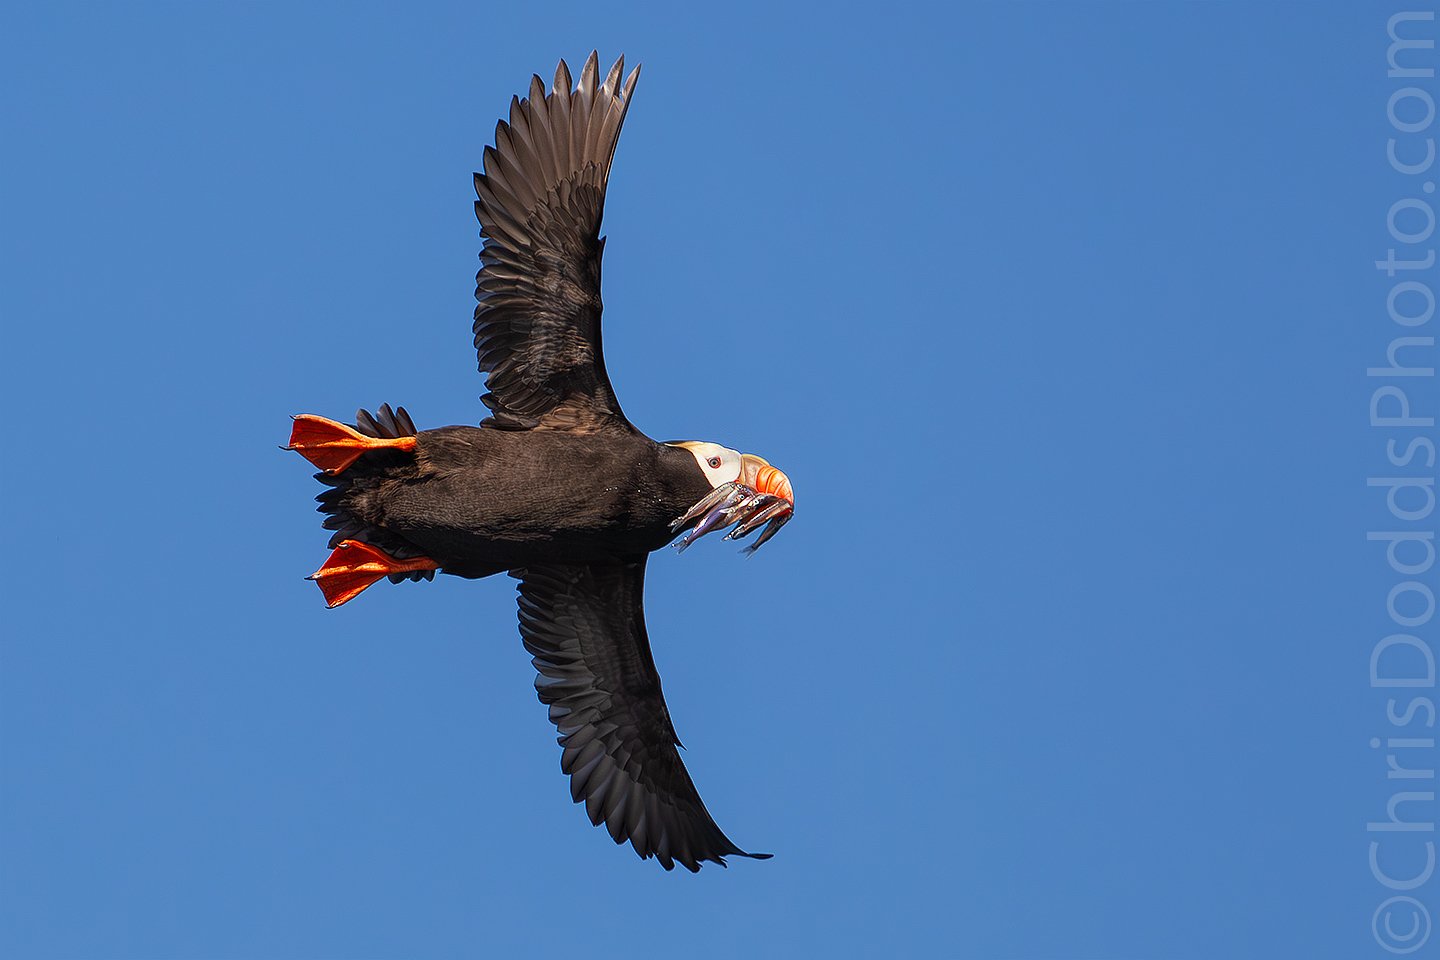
left=739, top=454, right=794, bottom=506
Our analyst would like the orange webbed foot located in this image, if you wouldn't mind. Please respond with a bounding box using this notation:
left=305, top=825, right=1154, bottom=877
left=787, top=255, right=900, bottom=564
left=307, top=540, right=439, bottom=608
left=284, top=414, right=417, bottom=474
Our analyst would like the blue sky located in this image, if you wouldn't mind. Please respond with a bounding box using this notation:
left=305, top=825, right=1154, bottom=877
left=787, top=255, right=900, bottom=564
left=1, top=2, right=1428, bottom=958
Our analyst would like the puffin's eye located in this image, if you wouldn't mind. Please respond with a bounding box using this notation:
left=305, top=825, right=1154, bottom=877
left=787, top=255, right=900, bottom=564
left=707, top=456, right=722, bottom=469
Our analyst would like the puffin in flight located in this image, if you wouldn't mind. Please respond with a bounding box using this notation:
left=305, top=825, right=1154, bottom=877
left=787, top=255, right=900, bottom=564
left=284, top=53, right=794, bottom=872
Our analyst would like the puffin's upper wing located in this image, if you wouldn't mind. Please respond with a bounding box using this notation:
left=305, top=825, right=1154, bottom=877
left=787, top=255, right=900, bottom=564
left=514, top=560, right=770, bottom=871
left=472, top=53, right=640, bottom=433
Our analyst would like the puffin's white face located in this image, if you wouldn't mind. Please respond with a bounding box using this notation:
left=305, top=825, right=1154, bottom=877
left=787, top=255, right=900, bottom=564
left=672, top=441, right=743, bottom=488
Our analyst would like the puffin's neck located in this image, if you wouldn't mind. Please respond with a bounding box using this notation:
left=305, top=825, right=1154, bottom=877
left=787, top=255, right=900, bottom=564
left=653, top=442, right=717, bottom=511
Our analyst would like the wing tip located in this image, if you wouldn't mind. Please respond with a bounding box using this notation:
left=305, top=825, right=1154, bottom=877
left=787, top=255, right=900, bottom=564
left=544, top=52, right=640, bottom=101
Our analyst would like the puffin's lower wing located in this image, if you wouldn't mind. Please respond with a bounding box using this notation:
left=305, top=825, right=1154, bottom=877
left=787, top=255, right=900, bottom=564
left=512, top=560, right=769, bottom=871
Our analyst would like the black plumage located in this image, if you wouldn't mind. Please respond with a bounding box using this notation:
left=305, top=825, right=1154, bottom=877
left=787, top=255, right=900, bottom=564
left=288, top=53, right=791, bottom=872
left=472, top=53, right=638, bottom=433
left=517, top=562, right=762, bottom=871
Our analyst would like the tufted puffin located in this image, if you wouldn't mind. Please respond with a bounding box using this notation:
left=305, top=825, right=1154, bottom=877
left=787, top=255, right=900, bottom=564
left=283, top=53, right=793, bottom=872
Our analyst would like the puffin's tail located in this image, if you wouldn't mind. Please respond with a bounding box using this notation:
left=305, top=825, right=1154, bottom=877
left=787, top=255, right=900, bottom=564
left=291, top=404, right=438, bottom=595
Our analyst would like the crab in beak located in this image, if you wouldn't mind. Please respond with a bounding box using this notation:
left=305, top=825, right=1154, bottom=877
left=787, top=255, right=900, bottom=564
left=671, top=453, right=795, bottom=555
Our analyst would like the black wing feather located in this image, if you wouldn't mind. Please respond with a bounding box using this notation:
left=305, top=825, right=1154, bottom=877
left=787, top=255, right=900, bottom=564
left=473, top=53, right=640, bottom=433
left=513, top=560, right=770, bottom=872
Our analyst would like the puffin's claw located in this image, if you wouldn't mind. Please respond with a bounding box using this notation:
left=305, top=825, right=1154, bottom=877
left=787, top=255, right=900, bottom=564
left=307, top=540, right=439, bottom=608
left=285, top=414, right=417, bottom=474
